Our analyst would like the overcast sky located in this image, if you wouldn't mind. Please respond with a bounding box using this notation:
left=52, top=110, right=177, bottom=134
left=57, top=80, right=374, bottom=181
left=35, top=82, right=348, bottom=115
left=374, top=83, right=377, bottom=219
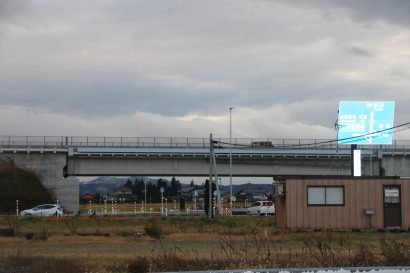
left=1, top=0, right=410, bottom=141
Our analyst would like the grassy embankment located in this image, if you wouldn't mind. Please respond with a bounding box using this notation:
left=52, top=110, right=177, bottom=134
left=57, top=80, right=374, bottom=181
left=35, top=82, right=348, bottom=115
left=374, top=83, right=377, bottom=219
left=1, top=215, right=410, bottom=273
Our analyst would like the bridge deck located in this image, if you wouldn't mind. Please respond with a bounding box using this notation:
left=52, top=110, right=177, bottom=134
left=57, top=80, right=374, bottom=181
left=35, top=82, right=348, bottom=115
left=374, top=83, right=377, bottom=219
left=2, top=136, right=410, bottom=150
left=73, top=147, right=372, bottom=158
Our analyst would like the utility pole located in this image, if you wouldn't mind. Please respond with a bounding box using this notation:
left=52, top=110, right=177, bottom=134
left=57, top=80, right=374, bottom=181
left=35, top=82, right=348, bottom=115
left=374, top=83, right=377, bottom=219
left=208, top=133, right=222, bottom=216
left=212, top=146, right=221, bottom=216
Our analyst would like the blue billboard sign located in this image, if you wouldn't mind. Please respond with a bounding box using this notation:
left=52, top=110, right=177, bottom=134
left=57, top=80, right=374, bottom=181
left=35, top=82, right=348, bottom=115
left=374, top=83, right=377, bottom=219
left=337, top=101, right=395, bottom=144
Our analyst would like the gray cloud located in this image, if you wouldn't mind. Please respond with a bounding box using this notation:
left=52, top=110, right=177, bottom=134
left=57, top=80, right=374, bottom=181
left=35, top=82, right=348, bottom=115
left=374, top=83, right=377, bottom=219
left=343, top=46, right=372, bottom=58
left=0, top=0, right=24, bottom=20
left=337, top=0, right=410, bottom=27
left=0, top=0, right=410, bottom=138
left=276, top=0, right=410, bottom=27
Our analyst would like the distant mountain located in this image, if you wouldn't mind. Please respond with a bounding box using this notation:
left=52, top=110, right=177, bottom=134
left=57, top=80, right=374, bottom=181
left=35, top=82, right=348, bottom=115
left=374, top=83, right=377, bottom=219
left=80, top=177, right=128, bottom=195
left=79, top=176, right=169, bottom=195
left=230, top=183, right=272, bottom=194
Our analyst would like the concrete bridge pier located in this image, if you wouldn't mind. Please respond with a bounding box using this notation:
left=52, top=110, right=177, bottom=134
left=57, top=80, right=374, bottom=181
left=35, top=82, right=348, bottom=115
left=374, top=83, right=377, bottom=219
left=380, top=153, right=410, bottom=177
left=0, top=153, right=79, bottom=214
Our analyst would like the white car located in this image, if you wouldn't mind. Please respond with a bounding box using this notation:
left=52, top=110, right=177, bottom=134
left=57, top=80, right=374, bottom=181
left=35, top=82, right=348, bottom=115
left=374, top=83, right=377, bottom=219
left=248, top=201, right=275, bottom=216
left=20, top=204, right=63, bottom=217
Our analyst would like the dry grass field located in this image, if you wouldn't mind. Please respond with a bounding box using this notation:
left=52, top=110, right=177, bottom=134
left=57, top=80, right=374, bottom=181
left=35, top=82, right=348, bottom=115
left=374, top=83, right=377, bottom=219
left=1, top=214, right=410, bottom=273
left=79, top=202, right=245, bottom=215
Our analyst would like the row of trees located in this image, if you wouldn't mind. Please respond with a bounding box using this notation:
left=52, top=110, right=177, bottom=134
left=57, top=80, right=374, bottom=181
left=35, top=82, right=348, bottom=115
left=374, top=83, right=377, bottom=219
left=123, top=178, right=222, bottom=216
left=124, top=177, right=182, bottom=203
left=125, top=178, right=215, bottom=216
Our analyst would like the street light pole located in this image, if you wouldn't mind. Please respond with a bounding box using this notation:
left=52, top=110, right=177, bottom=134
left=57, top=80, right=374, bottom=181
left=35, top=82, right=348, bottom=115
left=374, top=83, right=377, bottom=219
left=229, top=107, right=233, bottom=215
left=209, top=133, right=214, bottom=218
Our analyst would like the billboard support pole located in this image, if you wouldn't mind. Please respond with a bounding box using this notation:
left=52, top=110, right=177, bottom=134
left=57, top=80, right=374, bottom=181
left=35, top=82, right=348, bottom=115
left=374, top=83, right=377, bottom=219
left=351, top=144, right=357, bottom=176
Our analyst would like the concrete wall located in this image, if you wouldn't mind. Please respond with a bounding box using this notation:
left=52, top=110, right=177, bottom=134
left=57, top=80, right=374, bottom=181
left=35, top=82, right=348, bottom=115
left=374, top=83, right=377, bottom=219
left=381, top=156, right=410, bottom=177
left=66, top=151, right=409, bottom=177
left=0, top=153, right=79, bottom=214
left=67, top=156, right=353, bottom=176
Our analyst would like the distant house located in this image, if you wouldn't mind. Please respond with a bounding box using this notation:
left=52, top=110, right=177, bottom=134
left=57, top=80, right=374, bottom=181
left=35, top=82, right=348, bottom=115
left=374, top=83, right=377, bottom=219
left=179, top=186, right=205, bottom=201
left=179, top=187, right=196, bottom=199
left=220, top=191, right=232, bottom=202
left=112, top=186, right=134, bottom=202
left=235, top=187, right=271, bottom=202
left=113, top=186, right=132, bottom=195
left=80, top=193, right=94, bottom=204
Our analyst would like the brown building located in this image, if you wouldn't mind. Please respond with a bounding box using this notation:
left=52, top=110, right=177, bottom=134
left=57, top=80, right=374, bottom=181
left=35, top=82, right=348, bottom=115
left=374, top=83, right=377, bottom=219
left=274, top=176, right=410, bottom=230
left=80, top=193, right=95, bottom=204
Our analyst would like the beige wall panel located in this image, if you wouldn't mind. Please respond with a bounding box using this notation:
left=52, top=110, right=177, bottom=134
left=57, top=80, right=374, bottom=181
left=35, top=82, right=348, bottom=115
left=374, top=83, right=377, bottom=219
left=348, top=180, right=356, bottom=229
left=367, top=180, right=377, bottom=228
left=375, top=180, right=384, bottom=229
left=298, top=179, right=304, bottom=229
left=357, top=180, right=365, bottom=229
left=302, top=179, right=309, bottom=228
left=288, top=180, right=297, bottom=229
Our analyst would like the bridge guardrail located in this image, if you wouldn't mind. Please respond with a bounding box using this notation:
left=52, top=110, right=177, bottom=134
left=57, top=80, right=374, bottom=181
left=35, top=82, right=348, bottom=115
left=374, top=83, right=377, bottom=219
left=2, top=136, right=410, bottom=151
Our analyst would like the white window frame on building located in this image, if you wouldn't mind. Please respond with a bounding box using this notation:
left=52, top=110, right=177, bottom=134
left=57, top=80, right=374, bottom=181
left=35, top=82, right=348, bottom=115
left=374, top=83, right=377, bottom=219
left=307, top=186, right=345, bottom=206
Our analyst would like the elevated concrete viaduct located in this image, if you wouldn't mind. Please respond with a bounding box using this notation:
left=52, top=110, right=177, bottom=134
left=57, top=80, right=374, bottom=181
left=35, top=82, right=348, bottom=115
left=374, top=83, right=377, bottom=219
left=2, top=136, right=410, bottom=214
left=67, top=147, right=356, bottom=177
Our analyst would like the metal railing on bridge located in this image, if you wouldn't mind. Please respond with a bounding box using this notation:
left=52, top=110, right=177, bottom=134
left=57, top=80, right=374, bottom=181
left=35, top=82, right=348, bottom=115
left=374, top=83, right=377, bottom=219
left=2, top=135, right=410, bottom=151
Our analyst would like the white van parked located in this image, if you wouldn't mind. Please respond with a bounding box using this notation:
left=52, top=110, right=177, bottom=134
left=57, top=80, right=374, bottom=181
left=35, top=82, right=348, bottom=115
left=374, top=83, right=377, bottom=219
left=248, top=201, right=275, bottom=216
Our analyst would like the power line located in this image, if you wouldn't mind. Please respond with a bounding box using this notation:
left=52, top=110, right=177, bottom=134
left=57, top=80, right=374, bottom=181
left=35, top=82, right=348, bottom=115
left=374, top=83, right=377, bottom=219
left=216, top=122, right=410, bottom=149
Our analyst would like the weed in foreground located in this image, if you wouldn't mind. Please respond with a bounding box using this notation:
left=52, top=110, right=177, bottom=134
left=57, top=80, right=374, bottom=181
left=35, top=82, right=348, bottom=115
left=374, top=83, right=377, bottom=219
left=379, top=233, right=410, bottom=265
left=0, top=255, right=86, bottom=273
left=144, top=218, right=164, bottom=239
left=351, top=243, right=378, bottom=267
left=128, top=256, right=150, bottom=273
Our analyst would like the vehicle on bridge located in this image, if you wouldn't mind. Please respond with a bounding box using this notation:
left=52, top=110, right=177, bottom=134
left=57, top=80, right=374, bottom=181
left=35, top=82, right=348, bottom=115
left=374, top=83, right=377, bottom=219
left=248, top=201, right=275, bottom=216
left=20, top=204, right=63, bottom=217
left=251, top=141, right=274, bottom=148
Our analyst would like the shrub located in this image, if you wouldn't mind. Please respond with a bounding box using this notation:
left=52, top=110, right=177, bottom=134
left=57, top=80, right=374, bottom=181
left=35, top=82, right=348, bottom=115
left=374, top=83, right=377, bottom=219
left=380, top=233, right=410, bottom=265
left=128, top=256, right=150, bottom=273
left=0, top=255, right=86, bottom=273
left=351, top=243, right=378, bottom=266
left=144, top=218, right=163, bottom=239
